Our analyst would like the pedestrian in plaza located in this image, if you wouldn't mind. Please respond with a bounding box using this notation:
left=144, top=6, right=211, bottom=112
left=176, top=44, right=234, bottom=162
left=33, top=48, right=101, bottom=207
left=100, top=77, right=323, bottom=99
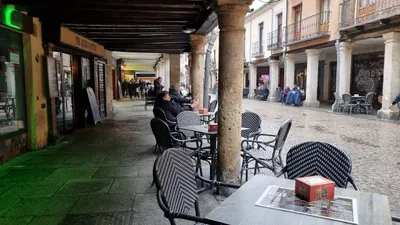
left=260, top=79, right=270, bottom=101
left=128, top=79, right=135, bottom=100
left=140, top=79, right=146, bottom=98
left=135, top=80, right=140, bottom=98
left=389, top=92, right=400, bottom=109
left=122, top=79, right=128, bottom=97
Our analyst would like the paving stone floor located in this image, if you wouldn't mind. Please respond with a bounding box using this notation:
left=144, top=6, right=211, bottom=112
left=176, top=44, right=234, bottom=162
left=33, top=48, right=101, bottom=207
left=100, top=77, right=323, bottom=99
left=0, top=98, right=399, bottom=225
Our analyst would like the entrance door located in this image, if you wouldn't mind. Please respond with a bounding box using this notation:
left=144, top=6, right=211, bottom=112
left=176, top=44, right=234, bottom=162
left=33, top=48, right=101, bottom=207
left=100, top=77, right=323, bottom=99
left=277, top=13, right=283, bottom=47
left=294, top=4, right=302, bottom=41
left=53, top=52, right=74, bottom=134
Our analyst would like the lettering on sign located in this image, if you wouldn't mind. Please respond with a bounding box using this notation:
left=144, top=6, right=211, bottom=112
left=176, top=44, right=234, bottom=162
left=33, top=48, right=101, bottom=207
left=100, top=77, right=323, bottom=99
left=60, top=27, right=105, bottom=56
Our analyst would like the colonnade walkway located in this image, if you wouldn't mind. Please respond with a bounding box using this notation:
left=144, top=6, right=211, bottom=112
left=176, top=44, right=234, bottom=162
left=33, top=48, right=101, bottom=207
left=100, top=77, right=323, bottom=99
left=0, top=99, right=219, bottom=225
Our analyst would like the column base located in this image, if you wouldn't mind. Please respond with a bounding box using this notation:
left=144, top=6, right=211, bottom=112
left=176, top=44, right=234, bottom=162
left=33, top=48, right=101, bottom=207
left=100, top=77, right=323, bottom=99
left=303, top=100, right=320, bottom=108
left=377, top=109, right=397, bottom=120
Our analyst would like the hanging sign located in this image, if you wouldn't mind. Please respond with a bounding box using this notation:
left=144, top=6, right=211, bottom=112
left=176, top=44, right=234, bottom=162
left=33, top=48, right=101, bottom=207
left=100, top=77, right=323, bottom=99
left=0, top=4, right=33, bottom=34
left=60, top=27, right=105, bottom=57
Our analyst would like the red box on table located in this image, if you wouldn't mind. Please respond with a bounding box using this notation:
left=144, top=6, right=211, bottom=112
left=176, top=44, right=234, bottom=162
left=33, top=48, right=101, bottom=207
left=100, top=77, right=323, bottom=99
left=208, top=123, right=218, bottom=132
left=295, top=176, right=335, bottom=201
left=199, top=108, right=208, bottom=114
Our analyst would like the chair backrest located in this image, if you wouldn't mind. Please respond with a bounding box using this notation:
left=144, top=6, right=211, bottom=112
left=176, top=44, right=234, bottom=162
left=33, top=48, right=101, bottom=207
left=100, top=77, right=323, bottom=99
left=272, top=120, right=292, bottom=157
left=150, top=118, right=172, bottom=148
left=285, top=141, right=353, bottom=188
left=177, top=111, right=201, bottom=138
left=241, top=111, right=261, bottom=138
left=365, top=92, right=375, bottom=104
left=208, top=100, right=218, bottom=113
left=153, top=107, right=167, bottom=121
left=153, top=148, right=198, bottom=214
left=342, top=94, right=353, bottom=104
left=214, top=111, right=218, bottom=123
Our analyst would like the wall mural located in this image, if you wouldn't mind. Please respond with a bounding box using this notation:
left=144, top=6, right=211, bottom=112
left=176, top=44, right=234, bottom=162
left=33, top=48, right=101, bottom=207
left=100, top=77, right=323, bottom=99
left=352, top=57, right=384, bottom=96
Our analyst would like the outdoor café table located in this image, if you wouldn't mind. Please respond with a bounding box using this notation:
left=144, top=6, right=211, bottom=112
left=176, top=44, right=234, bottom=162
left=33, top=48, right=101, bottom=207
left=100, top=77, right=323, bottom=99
left=178, top=125, right=248, bottom=181
left=352, top=95, right=366, bottom=114
left=205, top=175, right=392, bottom=225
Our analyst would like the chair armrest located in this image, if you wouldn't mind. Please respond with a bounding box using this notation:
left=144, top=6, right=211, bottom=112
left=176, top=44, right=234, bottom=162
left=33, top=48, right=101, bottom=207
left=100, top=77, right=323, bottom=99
left=393, top=216, right=400, bottom=222
left=257, top=133, right=277, bottom=138
left=196, top=175, right=240, bottom=189
left=241, top=139, right=275, bottom=150
left=275, top=166, right=287, bottom=178
left=347, top=174, right=359, bottom=191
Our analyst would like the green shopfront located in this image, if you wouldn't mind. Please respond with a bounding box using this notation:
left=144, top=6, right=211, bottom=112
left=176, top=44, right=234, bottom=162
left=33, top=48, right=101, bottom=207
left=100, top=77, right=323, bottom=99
left=0, top=4, right=33, bottom=163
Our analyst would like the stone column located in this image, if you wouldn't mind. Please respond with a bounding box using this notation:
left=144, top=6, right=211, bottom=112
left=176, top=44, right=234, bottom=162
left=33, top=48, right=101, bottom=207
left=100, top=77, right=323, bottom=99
left=284, top=54, right=295, bottom=88
left=378, top=32, right=400, bottom=119
left=190, top=35, right=207, bottom=109
left=249, top=63, right=257, bottom=98
left=337, top=41, right=353, bottom=97
left=304, top=49, right=321, bottom=108
left=163, top=55, right=170, bottom=89
left=269, top=59, right=280, bottom=100
left=170, top=54, right=181, bottom=87
left=215, top=0, right=253, bottom=195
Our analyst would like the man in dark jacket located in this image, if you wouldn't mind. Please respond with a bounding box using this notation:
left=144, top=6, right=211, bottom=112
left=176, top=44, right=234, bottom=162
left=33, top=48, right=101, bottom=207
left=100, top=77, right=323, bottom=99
left=121, top=79, right=128, bottom=97
left=154, top=77, right=164, bottom=94
left=169, top=84, right=191, bottom=107
left=154, top=92, right=198, bottom=122
left=390, top=92, right=400, bottom=109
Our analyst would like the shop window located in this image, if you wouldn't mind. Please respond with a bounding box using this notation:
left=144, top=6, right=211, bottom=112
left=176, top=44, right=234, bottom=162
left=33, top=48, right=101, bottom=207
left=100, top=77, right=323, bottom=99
left=0, top=27, right=26, bottom=136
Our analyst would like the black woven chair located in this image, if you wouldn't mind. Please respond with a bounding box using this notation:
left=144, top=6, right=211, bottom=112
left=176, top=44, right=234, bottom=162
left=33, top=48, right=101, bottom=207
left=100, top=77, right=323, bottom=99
left=153, top=107, right=177, bottom=130
left=150, top=118, right=201, bottom=154
left=153, top=148, right=240, bottom=225
left=241, top=120, right=292, bottom=183
left=342, top=94, right=357, bottom=114
left=201, top=100, right=218, bottom=124
left=241, top=111, right=262, bottom=140
left=393, top=216, right=400, bottom=222
left=276, top=141, right=359, bottom=190
left=360, top=92, right=375, bottom=115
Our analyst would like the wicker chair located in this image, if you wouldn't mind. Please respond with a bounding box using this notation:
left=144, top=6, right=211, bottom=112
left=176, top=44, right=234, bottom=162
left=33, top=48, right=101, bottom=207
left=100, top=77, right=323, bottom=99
left=360, top=92, right=375, bottom=115
left=241, top=111, right=262, bottom=140
left=153, top=107, right=177, bottom=130
left=150, top=118, right=201, bottom=154
left=176, top=111, right=202, bottom=138
left=153, top=148, right=240, bottom=225
left=241, top=120, right=292, bottom=183
left=276, top=141, right=359, bottom=190
left=342, top=94, right=357, bottom=114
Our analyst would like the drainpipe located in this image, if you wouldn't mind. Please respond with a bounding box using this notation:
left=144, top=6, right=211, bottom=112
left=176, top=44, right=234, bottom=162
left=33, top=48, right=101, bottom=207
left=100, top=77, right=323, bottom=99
left=203, top=31, right=218, bottom=108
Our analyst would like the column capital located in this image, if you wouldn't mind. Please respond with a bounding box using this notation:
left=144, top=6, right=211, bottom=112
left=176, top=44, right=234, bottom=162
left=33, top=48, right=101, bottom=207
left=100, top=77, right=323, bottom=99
left=215, top=3, right=251, bottom=32
left=214, top=0, right=254, bottom=5
left=336, top=41, right=353, bottom=51
left=383, top=32, right=400, bottom=43
left=285, top=53, right=296, bottom=60
left=190, top=34, right=207, bottom=54
left=269, top=60, right=280, bottom=67
left=305, top=49, right=321, bottom=56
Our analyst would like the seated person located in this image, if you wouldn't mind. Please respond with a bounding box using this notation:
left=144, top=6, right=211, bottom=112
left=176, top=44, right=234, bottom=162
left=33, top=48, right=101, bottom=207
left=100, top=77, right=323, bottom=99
left=169, top=84, right=191, bottom=108
left=260, top=80, right=270, bottom=101
left=154, top=91, right=199, bottom=123
left=280, top=86, right=291, bottom=103
left=286, top=85, right=302, bottom=106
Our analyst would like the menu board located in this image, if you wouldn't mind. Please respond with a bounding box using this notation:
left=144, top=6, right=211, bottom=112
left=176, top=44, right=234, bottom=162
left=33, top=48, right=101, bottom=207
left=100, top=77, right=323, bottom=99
left=255, top=186, right=358, bottom=224
left=86, top=87, right=101, bottom=126
left=46, top=57, right=59, bottom=97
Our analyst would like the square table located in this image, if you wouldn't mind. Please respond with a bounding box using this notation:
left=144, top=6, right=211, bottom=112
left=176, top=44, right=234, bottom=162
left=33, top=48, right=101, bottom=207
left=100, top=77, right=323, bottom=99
left=178, top=125, right=248, bottom=181
left=205, top=175, right=392, bottom=225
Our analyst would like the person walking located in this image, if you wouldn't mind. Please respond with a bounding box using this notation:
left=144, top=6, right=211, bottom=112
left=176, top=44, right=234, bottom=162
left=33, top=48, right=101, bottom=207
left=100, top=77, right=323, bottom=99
left=128, top=79, right=135, bottom=100
left=140, top=79, right=146, bottom=98
left=135, top=80, right=140, bottom=98
left=122, top=79, right=128, bottom=97
left=154, top=77, right=164, bottom=95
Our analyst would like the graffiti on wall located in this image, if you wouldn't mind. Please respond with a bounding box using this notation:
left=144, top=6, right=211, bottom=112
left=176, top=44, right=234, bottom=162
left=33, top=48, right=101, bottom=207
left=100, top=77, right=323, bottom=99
left=352, top=58, right=384, bottom=95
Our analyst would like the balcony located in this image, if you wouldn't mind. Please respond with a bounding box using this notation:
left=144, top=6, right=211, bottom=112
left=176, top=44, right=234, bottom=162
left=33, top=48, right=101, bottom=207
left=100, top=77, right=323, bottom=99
left=340, top=0, right=400, bottom=30
left=252, top=41, right=264, bottom=57
left=286, top=11, right=331, bottom=45
left=267, top=29, right=284, bottom=50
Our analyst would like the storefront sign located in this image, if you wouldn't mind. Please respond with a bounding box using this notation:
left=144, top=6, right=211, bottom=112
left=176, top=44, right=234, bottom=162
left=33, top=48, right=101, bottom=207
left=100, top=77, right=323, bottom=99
left=0, top=5, right=33, bottom=34
left=60, top=27, right=105, bottom=57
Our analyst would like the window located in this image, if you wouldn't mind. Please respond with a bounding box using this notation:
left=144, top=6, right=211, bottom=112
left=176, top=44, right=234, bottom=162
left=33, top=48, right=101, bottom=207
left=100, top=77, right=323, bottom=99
left=294, top=5, right=302, bottom=32
left=277, top=13, right=283, bottom=45
left=359, top=0, right=367, bottom=8
left=259, top=22, right=264, bottom=53
left=320, top=0, right=330, bottom=23
left=0, top=27, right=26, bottom=136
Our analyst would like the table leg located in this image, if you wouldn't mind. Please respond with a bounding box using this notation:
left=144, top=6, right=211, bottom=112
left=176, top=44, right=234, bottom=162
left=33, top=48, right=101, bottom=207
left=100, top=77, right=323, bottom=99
left=210, top=134, right=217, bottom=181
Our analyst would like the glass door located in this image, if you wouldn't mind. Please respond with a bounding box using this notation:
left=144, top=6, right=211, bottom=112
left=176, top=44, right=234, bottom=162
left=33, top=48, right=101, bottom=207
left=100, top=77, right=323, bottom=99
left=53, top=52, right=74, bottom=134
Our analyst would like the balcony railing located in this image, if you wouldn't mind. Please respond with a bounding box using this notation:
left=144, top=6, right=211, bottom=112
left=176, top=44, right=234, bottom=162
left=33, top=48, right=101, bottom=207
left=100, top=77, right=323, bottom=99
left=340, top=0, right=400, bottom=29
left=267, top=29, right=284, bottom=50
left=286, top=11, right=331, bottom=45
left=252, top=41, right=264, bottom=57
